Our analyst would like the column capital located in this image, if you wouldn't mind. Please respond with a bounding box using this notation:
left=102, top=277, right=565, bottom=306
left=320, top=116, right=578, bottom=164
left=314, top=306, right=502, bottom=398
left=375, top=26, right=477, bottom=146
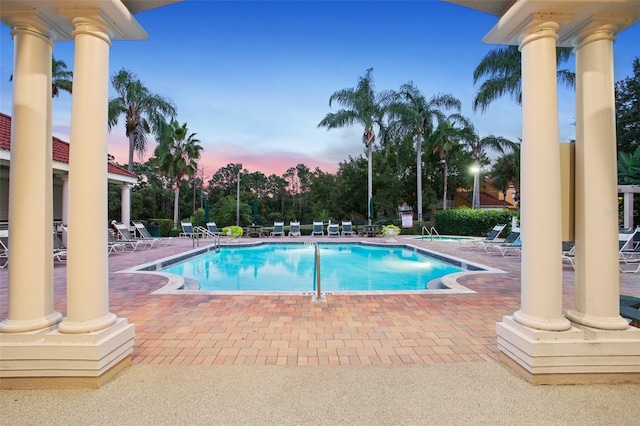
left=567, top=15, right=630, bottom=49
left=518, top=13, right=570, bottom=49
left=1, top=8, right=66, bottom=42
left=58, top=10, right=113, bottom=47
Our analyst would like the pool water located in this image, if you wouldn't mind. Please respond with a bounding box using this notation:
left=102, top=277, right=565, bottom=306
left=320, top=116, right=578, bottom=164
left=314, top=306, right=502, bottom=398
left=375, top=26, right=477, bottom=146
left=161, top=243, right=464, bottom=292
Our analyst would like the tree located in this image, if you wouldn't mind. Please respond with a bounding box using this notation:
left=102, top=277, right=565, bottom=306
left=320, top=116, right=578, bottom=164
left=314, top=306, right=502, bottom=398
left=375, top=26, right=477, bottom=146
left=472, top=46, right=574, bottom=112
left=461, top=125, right=517, bottom=209
left=615, top=57, right=640, bottom=154
left=618, top=145, right=640, bottom=185
left=490, top=145, right=521, bottom=208
left=427, top=116, right=472, bottom=210
left=10, top=55, right=73, bottom=98
left=387, top=82, right=461, bottom=220
left=155, top=120, right=203, bottom=229
left=108, top=68, right=177, bottom=172
left=318, top=68, right=392, bottom=225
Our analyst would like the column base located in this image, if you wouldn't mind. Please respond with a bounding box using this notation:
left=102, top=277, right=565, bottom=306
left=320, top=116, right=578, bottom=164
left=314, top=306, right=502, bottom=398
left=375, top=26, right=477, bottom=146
left=497, top=316, right=640, bottom=385
left=0, top=318, right=134, bottom=389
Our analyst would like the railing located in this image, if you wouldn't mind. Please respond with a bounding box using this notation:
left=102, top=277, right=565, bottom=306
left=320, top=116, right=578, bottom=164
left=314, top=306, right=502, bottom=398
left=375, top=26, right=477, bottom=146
left=306, top=242, right=323, bottom=300
left=421, top=226, right=441, bottom=241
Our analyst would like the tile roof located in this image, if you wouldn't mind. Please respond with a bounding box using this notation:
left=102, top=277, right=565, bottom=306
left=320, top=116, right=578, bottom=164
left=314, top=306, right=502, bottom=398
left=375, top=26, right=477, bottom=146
left=0, top=112, right=136, bottom=179
left=457, top=190, right=517, bottom=209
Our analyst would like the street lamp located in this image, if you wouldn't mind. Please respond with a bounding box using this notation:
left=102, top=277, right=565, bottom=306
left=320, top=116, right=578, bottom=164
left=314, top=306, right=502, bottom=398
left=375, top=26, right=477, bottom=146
left=470, top=164, right=481, bottom=209
left=236, top=164, right=242, bottom=226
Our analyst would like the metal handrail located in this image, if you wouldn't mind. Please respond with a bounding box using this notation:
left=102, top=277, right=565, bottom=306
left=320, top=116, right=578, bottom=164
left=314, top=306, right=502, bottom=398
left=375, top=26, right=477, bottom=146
left=421, top=226, right=440, bottom=241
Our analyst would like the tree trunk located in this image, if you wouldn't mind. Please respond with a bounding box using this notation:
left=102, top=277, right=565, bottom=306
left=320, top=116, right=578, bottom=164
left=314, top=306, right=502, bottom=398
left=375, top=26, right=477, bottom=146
left=443, top=161, right=449, bottom=210
left=128, top=133, right=135, bottom=172
left=173, top=186, right=180, bottom=229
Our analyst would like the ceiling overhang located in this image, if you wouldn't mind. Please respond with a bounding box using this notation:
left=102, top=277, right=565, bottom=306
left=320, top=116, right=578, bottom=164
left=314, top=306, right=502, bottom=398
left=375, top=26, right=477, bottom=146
left=0, top=0, right=183, bottom=41
left=444, top=0, right=640, bottom=47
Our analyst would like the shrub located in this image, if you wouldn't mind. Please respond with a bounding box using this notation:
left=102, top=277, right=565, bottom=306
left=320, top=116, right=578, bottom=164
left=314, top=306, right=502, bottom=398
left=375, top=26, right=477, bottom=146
left=381, top=224, right=401, bottom=236
left=434, top=208, right=516, bottom=236
left=222, top=225, right=244, bottom=238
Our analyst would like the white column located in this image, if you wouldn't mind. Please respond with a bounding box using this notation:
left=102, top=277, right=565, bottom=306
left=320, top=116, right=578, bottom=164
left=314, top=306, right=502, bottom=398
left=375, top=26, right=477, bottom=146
left=0, top=24, right=62, bottom=333
left=566, top=25, right=629, bottom=330
left=120, top=184, right=131, bottom=228
left=623, top=191, right=634, bottom=229
left=58, top=17, right=116, bottom=334
left=60, top=174, right=69, bottom=224
left=513, top=21, right=570, bottom=331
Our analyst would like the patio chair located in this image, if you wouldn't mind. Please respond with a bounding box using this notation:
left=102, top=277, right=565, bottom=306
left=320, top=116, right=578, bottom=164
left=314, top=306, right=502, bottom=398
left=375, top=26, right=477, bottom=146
left=271, top=222, right=285, bottom=237
left=484, top=231, right=520, bottom=256
left=133, top=221, right=172, bottom=246
left=112, top=222, right=150, bottom=251
left=619, top=228, right=640, bottom=273
left=0, top=230, right=8, bottom=268
left=561, top=241, right=576, bottom=270
left=327, top=223, right=340, bottom=237
left=53, top=230, right=67, bottom=263
left=311, top=221, right=324, bottom=236
left=180, top=221, right=201, bottom=238
left=205, top=222, right=223, bottom=237
left=458, top=223, right=507, bottom=249
left=288, top=221, right=301, bottom=237
left=341, top=221, right=356, bottom=236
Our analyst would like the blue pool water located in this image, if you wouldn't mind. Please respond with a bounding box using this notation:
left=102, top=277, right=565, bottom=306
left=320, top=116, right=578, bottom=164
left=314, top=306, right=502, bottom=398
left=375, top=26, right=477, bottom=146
left=161, top=243, right=464, bottom=292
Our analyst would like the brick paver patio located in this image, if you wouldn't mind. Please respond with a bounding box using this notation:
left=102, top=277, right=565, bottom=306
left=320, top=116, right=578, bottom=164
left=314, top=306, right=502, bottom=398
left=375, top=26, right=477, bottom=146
left=1, top=235, right=637, bottom=367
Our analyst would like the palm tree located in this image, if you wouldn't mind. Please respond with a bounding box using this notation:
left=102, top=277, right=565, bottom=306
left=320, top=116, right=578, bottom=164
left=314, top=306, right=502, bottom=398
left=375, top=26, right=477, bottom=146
left=108, top=68, right=177, bottom=172
left=428, top=115, right=473, bottom=210
left=490, top=145, right=521, bottom=208
left=10, top=55, right=73, bottom=97
left=155, top=120, right=203, bottom=229
left=463, top=131, right=518, bottom=209
left=387, top=83, right=461, bottom=221
left=473, top=46, right=574, bottom=112
left=318, top=68, right=392, bottom=225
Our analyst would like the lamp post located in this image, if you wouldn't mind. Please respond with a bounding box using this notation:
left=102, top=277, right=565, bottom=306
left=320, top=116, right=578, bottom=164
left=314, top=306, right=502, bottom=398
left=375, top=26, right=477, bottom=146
left=236, top=164, right=242, bottom=226
left=470, top=164, right=480, bottom=209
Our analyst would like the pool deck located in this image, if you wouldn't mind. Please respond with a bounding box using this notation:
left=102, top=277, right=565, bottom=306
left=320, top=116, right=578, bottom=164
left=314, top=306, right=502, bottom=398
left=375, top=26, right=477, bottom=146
left=1, top=234, right=639, bottom=424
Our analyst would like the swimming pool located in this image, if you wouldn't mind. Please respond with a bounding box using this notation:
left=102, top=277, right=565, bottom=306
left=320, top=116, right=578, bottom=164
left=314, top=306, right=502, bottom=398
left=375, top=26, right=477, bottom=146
left=412, top=236, right=476, bottom=242
left=158, top=242, right=474, bottom=293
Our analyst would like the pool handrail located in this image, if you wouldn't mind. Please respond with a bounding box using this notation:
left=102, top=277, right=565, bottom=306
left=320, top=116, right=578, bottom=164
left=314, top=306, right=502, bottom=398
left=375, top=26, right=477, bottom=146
left=421, top=226, right=440, bottom=241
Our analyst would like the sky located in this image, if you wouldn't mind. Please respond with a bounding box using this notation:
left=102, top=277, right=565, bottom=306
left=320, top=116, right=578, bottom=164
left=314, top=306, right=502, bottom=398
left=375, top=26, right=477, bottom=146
left=1, top=0, right=639, bottom=179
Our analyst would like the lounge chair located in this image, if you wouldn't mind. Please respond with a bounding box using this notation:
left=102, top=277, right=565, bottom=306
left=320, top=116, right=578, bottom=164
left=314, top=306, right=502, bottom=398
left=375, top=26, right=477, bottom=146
left=271, top=222, right=285, bottom=237
left=562, top=241, right=576, bottom=269
left=53, top=230, right=67, bottom=262
left=484, top=232, right=521, bottom=257
left=341, top=221, right=356, bottom=236
left=112, top=222, right=150, bottom=251
left=288, top=221, right=301, bottom=237
left=180, top=221, right=202, bottom=238
left=619, top=228, right=640, bottom=273
left=311, top=221, right=324, bottom=236
left=133, top=221, right=172, bottom=246
left=459, top=224, right=507, bottom=249
left=327, top=223, right=340, bottom=237
left=205, top=222, right=223, bottom=237
left=0, top=230, right=8, bottom=268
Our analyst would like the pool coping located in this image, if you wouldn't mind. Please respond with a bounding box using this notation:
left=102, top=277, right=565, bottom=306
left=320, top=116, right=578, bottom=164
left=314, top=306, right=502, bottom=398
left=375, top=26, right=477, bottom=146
left=117, top=239, right=506, bottom=296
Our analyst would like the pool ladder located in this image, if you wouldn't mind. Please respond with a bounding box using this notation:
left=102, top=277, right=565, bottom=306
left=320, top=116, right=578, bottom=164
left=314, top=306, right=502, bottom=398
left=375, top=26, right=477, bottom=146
left=306, top=242, right=324, bottom=301
left=421, top=226, right=440, bottom=241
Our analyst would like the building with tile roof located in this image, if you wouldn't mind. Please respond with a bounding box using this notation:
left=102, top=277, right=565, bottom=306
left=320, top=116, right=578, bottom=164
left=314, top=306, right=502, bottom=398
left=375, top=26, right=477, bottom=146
left=0, top=112, right=137, bottom=223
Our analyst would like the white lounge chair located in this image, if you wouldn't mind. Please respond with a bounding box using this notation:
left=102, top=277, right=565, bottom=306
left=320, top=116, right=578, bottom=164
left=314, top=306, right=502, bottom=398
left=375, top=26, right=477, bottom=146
left=327, top=223, right=340, bottom=237
left=271, top=222, right=285, bottom=237
left=459, top=224, right=507, bottom=249
left=133, top=221, right=173, bottom=246
left=180, top=221, right=201, bottom=238
left=484, top=231, right=521, bottom=257
left=311, top=221, right=324, bottom=236
left=288, top=221, right=301, bottom=237
left=112, top=222, right=150, bottom=251
left=205, top=222, right=223, bottom=237
left=341, top=221, right=356, bottom=236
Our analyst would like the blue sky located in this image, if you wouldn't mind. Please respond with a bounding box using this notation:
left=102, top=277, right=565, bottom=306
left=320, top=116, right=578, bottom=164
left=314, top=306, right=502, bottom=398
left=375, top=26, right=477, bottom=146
left=1, top=0, right=639, bottom=178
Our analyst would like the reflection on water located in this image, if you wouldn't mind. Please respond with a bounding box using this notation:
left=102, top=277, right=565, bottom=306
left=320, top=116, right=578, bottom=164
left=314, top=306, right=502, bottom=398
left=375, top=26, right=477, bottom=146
left=162, top=244, right=463, bottom=292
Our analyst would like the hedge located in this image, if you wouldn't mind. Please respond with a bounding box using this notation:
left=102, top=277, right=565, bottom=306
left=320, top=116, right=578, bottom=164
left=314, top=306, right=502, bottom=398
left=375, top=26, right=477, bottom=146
left=434, top=208, right=517, bottom=237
